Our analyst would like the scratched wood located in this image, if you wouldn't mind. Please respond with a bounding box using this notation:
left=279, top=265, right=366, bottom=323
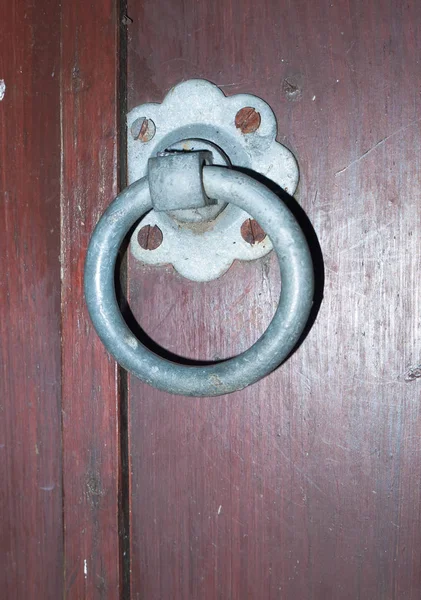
left=0, top=0, right=63, bottom=597
left=60, top=0, right=122, bottom=596
left=126, top=0, right=421, bottom=598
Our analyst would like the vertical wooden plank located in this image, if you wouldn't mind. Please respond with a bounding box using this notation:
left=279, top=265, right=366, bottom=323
left=126, top=0, right=421, bottom=598
left=60, top=0, right=122, bottom=596
left=0, top=0, right=63, bottom=597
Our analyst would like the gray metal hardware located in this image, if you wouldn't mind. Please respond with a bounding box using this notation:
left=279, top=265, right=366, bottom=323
left=127, top=79, right=300, bottom=282
left=84, top=156, right=314, bottom=397
left=148, top=151, right=214, bottom=212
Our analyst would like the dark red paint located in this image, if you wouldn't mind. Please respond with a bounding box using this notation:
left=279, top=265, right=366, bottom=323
left=0, top=0, right=63, bottom=597
left=127, top=0, right=421, bottom=598
left=2, top=0, right=421, bottom=598
left=60, top=0, right=122, bottom=597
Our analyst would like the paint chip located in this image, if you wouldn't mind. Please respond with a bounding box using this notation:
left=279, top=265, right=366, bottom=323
left=40, top=483, right=55, bottom=491
left=0, top=80, right=5, bottom=101
left=84, top=559, right=88, bottom=578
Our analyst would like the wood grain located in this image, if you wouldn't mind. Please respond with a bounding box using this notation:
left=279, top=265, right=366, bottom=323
left=0, top=0, right=63, bottom=597
left=127, top=0, right=421, bottom=598
left=60, top=0, right=122, bottom=596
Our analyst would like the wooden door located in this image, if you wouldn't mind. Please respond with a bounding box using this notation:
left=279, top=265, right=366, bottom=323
left=2, top=1, right=421, bottom=599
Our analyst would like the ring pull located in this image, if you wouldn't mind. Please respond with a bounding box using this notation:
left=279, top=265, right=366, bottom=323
left=84, top=151, right=314, bottom=397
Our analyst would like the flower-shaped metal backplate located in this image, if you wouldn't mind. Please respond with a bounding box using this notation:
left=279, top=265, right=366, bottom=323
left=127, top=79, right=299, bottom=282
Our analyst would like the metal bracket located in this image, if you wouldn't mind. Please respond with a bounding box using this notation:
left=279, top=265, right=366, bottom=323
left=127, top=79, right=299, bottom=282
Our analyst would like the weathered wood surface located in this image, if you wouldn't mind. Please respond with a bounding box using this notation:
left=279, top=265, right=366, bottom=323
left=2, top=0, right=421, bottom=598
left=60, top=0, right=122, bottom=596
left=0, top=0, right=63, bottom=597
left=126, top=0, right=421, bottom=598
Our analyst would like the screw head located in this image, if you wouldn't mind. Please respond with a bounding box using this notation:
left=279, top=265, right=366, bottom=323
left=235, top=107, right=261, bottom=134
left=241, top=219, right=266, bottom=245
left=130, top=117, right=156, bottom=142
left=137, top=225, right=163, bottom=250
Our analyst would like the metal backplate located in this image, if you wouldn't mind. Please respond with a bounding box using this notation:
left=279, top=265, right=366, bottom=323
left=127, top=79, right=299, bottom=282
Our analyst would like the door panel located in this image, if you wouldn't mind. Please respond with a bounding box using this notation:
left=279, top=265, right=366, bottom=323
left=2, top=0, right=421, bottom=598
left=60, top=0, right=122, bottom=597
left=126, top=1, right=421, bottom=598
left=1, top=1, right=124, bottom=597
left=0, top=1, right=63, bottom=597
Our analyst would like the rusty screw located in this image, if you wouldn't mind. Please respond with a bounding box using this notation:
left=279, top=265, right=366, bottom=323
left=241, top=219, right=266, bottom=245
left=130, top=117, right=156, bottom=142
left=235, top=107, right=261, bottom=134
left=137, top=225, right=163, bottom=250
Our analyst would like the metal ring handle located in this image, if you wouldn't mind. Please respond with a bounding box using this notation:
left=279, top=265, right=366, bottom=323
left=84, top=167, right=314, bottom=397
